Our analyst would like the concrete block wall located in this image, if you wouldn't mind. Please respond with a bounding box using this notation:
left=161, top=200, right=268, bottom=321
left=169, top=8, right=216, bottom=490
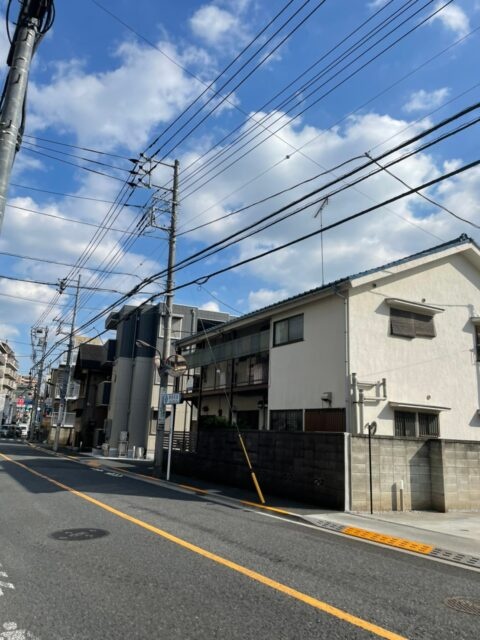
left=440, top=440, right=480, bottom=511
left=351, top=436, right=432, bottom=512
left=170, top=430, right=346, bottom=508
left=351, top=436, right=480, bottom=512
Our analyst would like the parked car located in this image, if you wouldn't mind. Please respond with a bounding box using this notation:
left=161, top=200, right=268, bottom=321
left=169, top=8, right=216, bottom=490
left=16, top=423, right=29, bottom=438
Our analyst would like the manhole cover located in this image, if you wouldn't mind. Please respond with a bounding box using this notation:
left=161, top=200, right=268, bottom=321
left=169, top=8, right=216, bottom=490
left=50, top=528, right=109, bottom=541
left=445, top=597, right=480, bottom=616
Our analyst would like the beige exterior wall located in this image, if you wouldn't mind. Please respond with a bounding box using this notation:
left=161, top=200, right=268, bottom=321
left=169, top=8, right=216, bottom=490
left=268, top=295, right=346, bottom=414
left=349, top=253, right=480, bottom=440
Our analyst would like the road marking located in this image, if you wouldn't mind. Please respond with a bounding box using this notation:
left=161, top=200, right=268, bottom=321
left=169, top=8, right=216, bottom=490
left=341, top=526, right=434, bottom=555
left=0, top=564, right=15, bottom=597
left=0, top=621, right=39, bottom=639
left=0, top=452, right=406, bottom=640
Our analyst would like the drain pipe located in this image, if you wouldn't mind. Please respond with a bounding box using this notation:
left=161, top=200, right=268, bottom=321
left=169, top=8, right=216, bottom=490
left=334, top=286, right=352, bottom=511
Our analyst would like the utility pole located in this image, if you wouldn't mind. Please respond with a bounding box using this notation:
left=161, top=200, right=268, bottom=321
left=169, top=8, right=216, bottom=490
left=29, top=326, right=48, bottom=440
left=153, top=159, right=179, bottom=476
left=53, top=275, right=81, bottom=452
left=0, top=0, right=55, bottom=233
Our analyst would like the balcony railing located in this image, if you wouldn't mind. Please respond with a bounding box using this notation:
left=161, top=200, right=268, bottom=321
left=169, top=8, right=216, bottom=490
left=184, top=330, right=270, bottom=368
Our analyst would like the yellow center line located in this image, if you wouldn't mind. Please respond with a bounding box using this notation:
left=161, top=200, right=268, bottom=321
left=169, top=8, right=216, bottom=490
left=0, top=452, right=407, bottom=640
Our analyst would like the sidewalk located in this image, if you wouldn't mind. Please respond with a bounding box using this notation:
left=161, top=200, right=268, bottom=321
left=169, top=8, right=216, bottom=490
left=32, top=443, right=480, bottom=569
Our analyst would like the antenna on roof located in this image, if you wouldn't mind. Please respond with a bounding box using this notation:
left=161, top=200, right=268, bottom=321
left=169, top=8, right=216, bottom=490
left=314, top=198, right=329, bottom=286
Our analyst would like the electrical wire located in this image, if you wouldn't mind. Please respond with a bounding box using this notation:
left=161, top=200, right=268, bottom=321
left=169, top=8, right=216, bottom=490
left=34, top=157, right=480, bottom=369
left=10, top=181, right=144, bottom=206
left=180, top=0, right=452, bottom=199
left=0, top=249, right=149, bottom=277
left=148, top=1, right=328, bottom=162
left=175, top=27, right=480, bottom=238
left=179, top=0, right=425, bottom=195
left=5, top=201, right=158, bottom=235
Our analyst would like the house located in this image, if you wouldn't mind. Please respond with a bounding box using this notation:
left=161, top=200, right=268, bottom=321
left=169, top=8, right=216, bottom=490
left=0, top=341, right=18, bottom=424
left=71, top=340, right=115, bottom=449
left=103, top=302, right=231, bottom=458
left=178, top=234, right=480, bottom=441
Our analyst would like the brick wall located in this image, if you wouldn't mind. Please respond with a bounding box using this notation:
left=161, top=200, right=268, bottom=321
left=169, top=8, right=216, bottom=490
left=170, top=430, right=346, bottom=509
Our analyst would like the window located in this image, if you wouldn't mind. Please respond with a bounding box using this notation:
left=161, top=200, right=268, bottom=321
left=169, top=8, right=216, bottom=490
left=475, top=325, right=480, bottom=362
left=270, top=409, right=303, bottom=431
left=273, top=314, right=304, bottom=346
left=394, top=410, right=439, bottom=437
left=159, top=316, right=183, bottom=339
left=390, top=308, right=435, bottom=339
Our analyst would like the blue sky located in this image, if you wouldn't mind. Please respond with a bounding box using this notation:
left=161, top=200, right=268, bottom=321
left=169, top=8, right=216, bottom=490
left=0, top=0, right=479, bottom=372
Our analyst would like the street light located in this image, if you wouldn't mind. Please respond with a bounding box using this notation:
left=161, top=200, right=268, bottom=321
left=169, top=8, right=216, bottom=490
left=135, top=339, right=187, bottom=480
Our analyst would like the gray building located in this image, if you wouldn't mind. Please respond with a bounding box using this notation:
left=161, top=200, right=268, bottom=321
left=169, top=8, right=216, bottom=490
left=104, top=302, right=231, bottom=457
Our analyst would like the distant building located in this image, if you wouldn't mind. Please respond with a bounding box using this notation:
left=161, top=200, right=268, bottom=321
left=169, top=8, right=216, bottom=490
left=104, top=302, right=231, bottom=458
left=0, top=341, right=18, bottom=424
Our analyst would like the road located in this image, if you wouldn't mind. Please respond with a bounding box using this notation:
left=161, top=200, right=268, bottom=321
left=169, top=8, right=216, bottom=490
left=0, top=442, right=479, bottom=640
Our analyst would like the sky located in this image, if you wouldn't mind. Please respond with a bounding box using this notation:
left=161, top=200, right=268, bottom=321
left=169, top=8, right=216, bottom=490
left=0, top=0, right=479, bottom=373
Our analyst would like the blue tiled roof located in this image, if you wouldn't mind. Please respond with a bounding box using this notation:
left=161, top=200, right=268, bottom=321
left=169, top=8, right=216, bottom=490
left=179, top=234, right=474, bottom=342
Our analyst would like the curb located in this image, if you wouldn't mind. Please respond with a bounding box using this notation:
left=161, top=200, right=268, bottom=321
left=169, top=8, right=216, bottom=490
left=26, top=443, right=480, bottom=571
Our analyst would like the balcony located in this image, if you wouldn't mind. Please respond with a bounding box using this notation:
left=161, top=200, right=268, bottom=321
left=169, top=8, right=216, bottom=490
left=184, top=357, right=269, bottom=397
left=184, top=330, right=270, bottom=368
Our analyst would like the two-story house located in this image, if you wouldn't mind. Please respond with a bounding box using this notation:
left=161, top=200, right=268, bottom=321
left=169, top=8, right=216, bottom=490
left=178, top=235, right=480, bottom=443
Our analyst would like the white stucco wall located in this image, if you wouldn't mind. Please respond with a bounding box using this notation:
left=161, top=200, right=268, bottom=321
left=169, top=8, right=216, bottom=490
left=268, top=295, right=346, bottom=413
left=349, top=253, right=480, bottom=440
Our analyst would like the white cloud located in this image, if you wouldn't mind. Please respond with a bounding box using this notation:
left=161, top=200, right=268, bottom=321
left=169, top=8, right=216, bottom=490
left=248, top=288, right=289, bottom=311
left=368, top=0, right=389, bottom=8
left=190, top=5, right=239, bottom=47
left=28, top=39, right=205, bottom=151
left=430, top=2, right=470, bottom=38
left=0, top=324, right=20, bottom=340
left=178, top=109, right=479, bottom=302
left=199, top=300, right=220, bottom=312
left=403, top=87, right=450, bottom=113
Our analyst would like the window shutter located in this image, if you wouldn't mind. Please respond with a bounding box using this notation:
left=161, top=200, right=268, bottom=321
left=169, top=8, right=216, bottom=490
left=414, top=313, right=435, bottom=337
left=390, top=308, right=415, bottom=338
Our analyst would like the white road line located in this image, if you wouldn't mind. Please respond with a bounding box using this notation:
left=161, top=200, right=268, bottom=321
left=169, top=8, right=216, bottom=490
left=0, top=622, right=39, bottom=639
left=0, top=564, right=15, bottom=597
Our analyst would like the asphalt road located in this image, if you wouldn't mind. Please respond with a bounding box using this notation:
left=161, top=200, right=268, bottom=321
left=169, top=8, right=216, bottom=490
left=1, top=442, right=479, bottom=640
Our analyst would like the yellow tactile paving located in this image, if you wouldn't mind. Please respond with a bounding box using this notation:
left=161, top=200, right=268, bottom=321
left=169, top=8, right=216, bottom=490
left=342, top=526, right=434, bottom=554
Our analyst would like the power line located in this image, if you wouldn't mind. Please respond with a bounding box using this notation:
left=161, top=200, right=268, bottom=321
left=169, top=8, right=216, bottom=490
left=22, top=140, right=133, bottom=174
left=148, top=1, right=329, bottom=162
left=180, top=0, right=452, bottom=199
left=179, top=0, right=424, bottom=195
left=22, top=146, right=130, bottom=183
left=5, top=202, right=156, bottom=235
left=143, top=0, right=299, bottom=155
left=10, top=181, right=144, bottom=206
left=365, top=152, right=480, bottom=229
left=23, top=133, right=136, bottom=161
left=35, top=158, right=480, bottom=368
left=0, top=249, right=149, bottom=277
left=176, top=28, right=480, bottom=238
left=0, top=289, right=103, bottom=310
left=164, top=105, right=480, bottom=282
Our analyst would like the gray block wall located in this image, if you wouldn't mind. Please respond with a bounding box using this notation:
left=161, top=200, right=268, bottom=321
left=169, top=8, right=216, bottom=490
left=351, top=436, right=480, bottom=512
left=170, top=430, right=346, bottom=508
